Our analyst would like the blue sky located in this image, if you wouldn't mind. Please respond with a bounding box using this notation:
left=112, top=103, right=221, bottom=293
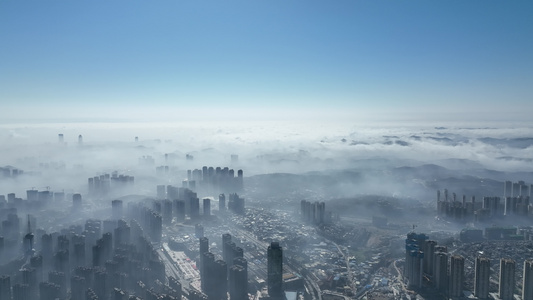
left=1, top=1, right=532, bottom=122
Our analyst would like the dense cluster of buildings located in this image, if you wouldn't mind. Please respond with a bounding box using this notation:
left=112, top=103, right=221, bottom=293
left=437, top=181, right=533, bottom=223
left=156, top=185, right=246, bottom=221
left=459, top=225, right=533, bottom=243
left=1, top=190, right=78, bottom=211
left=87, top=172, right=135, bottom=197
left=300, top=200, right=326, bottom=225
left=0, top=199, right=179, bottom=299
left=199, top=233, right=248, bottom=300
left=197, top=234, right=285, bottom=300
left=57, top=133, right=83, bottom=146
left=404, top=232, right=533, bottom=299
left=185, top=166, right=243, bottom=195
left=0, top=166, right=23, bottom=178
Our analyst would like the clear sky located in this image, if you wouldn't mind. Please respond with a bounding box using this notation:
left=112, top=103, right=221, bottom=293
left=1, top=1, right=532, bottom=122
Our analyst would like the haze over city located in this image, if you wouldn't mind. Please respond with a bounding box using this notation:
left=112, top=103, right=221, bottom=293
left=1, top=1, right=533, bottom=300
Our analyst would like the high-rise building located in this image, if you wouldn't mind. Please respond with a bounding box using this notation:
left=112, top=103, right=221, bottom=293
left=112, top=200, right=123, bottom=220
left=168, top=276, right=182, bottom=300
left=27, top=189, right=38, bottom=202
left=40, top=281, right=61, bottom=300
left=48, top=271, right=66, bottom=299
left=199, top=237, right=209, bottom=289
left=237, top=169, right=243, bottom=191
left=423, top=240, right=437, bottom=276
left=30, top=255, right=43, bottom=283
left=229, top=264, right=247, bottom=300
left=173, top=199, right=185, bottom=222
left=404, top=232, right=426, bottom=289
left=268, top=242, right=283, bottom=298
left=162, top=199, right=173, bottom=225
left=504, top=181, right=513, bottom=197
left=72, top=193, right=82, bottom=212
left=0, top=275, right=11, bottom=300
left=434, top=252, right=448, bottom=293
left=449, top=255, right=464, bottom=298
left=407, top=250, right=424, bottom=289
left=219, top=194, right=226, bottom=212
left=203, top=198, right=211, bottom=216
left=190, top=197, right=200, bottom=219
left=228, top=193, right=245, bottom=214
left=523, top=260, right=533, bottom=300
left=71, top=275, right=86, bottom=300
left=474, top=257, right=490, bottom=299
left=157, top=185, right=166, bottom=199
left=211, top=260, right=227, bottom=300
left=94, top=270, right=107, bottom=300
left=499, top=258, right=516, bottom=300
left=12, top=283, right=29, bottom=300
left=201, top=252, right=215, bottom=292
left=222, top=233, right=231, bottom=263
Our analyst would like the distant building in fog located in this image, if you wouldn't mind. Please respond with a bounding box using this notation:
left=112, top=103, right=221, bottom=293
left=203, top=198, right=211, bottom=217
left=301, top=200, right=326, bottom=225
left=72, top=194, right=82, bottom=212
left=112, top=200, right=123, bottom=220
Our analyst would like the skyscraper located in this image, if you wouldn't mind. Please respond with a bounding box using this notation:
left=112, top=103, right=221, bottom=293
left=229, top=264, right=247, bottom=300
left=222, top=233, right=231, bottom=263
left=157, top=185, right=166, bottom=199
left=71, top=275, right=86, bottom=300
left=212, top=260, right=227, bottom=300
left=267, top=242, right=283, bottom=298
left=423, top=240, right=437, bottom=276
left=474, top=257, right=490, bottom=299
left=111, top=200, right=123, bottom=220
left=449, top=255, right=464, bottom=298
left=404, top=232, right=426, bottom=289
left=72, top=193, right=82, bottom=212
left=203, top=198, right=211, bottom=216
left=0, top=275, right=11, bottom=300
left=201, top=252, right=215, bottom=293
left=40, top=281, right=61, bottom=300
left=219, top=194, right=226, bottom=212
left=434, top=252, right=448, bottom=293
left=12, top=283, right=29, bottom=300
left=499, top=258, right=516, bottom=300
left=523, top=260, right=533, bottom=300
left=199, top=237, right=209, bottom=290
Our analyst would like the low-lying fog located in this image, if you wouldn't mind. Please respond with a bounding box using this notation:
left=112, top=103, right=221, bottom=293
left=1, top=120, right=532, bottom=206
